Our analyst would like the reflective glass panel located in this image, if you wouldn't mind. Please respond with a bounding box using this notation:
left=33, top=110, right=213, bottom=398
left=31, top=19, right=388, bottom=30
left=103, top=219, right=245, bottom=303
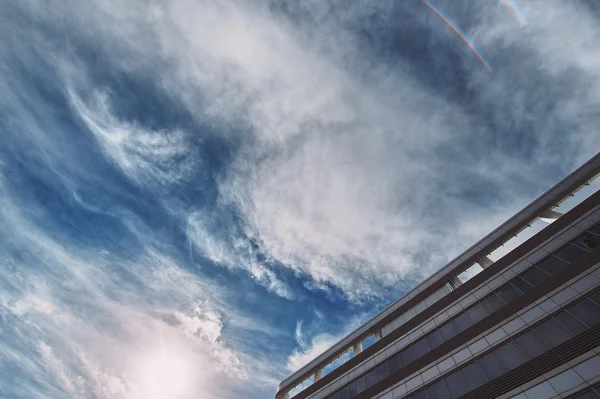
left=427, top=379, right=450, bottom=399
left=478, top=352, right=506, bottom=380
left=461, top=361, right=487, bottom=390
left=534, top=318, right=573, bottom=347
left=453, top=312, right=473, bottom=332
left=495, top=341, right=527, bottom=370
left=466, top=303, right=489, bottom=324
left=520, top=266, right=551, bottom=287
left=537, top=256, right=569, bottom=276
left=339, top=385, right=349, bottom=399
left=408, top=389, right=428, bottom=399
left=413, top=337, right=431, bottom=358
left=399, top=346, right=416, bottom=367
left=555, top=243, right=588, bottom=263
left=366, top=369, right=378, bottom=388
left=496, top=283, right=523, bottom=304
left=481, top=293, right=505, bottom=313
left=355, top=375, right=366, bottom=394
left=440, top=321, right=458, bottom=340
left=387, top=355, right=400, bottom=375
left=554, top=311, right=587, bottom=335
left=427, top=328, right=445, bottom=349
left=568, top=298, right=600, bottom=327
left=444, top=370, right=469, bottom=399
left=514, top=330, right=549, bottom=359
left=377, top=362, right=389, bottom=382
left=348, top=381, right=356, bottom=399
left=511, top=277, right=533, bottom=294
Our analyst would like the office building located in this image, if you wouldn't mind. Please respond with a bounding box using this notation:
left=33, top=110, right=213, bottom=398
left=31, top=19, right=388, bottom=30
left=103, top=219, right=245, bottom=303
left=276, top=153, right=600, bottom=399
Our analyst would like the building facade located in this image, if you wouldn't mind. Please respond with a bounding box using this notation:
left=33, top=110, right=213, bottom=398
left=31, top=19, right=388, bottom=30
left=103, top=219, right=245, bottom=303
left=276, top=153, right=600, bottom=399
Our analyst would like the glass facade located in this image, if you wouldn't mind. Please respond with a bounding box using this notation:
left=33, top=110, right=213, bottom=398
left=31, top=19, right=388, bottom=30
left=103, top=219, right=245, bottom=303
left=322, top=226, right=600, bottom=399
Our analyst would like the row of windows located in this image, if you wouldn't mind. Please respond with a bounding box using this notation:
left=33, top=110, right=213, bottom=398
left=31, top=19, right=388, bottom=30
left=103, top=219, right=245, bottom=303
left=321, top=226, right=600, bottom=399
left=407, top=289, right=600, bottom=399
left=573, top=383, right=600, bottom=398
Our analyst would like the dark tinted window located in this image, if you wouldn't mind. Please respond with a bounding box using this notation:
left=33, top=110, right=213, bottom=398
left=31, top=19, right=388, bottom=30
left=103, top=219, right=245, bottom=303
left=399, top=346, right=416, bottom=367
left=591, top=225, right=600, bottom=237
left=355, top=375, right=366, bottom=394
left=339, top=385, right=349, bottom=399
left=574, top=389, right=600, bottom=399
left=427, top=379, right=450, bottom=399
left=554, top=311, right=587, bottom=335
left=413, top=337, right=431, bottom=358
left=427, top=328, right=445, bottom=349
left=366, top=369, right=378, bottom=388
left=555, top=243, right=588, bottom=263
left=478, top=352, right=506, bottom=380
left=377, top=362, right=389, bottom=381
left=589, top=290, right=600, bottom=306
left=537, top=256, right=569, bottom=275
left=514, top=330, right=549, bottom=359
left=466, top=303, right=489, bottom=324
left=568, top=298, right=600, bottom=327
left=461, top=361, right=487, bottom=390
left=453, top=312, right=473, bottom=332
left=534, top=318, right=572, bottom=347
left=495, top=341, right=527, bottom=369
left=444, top=370, right=469, bottom=399
left=387, top=355, right=400, bottom=375
left=511, top=276, right=534, bottom=294
left=440, top=321, right=458, bottom=340
left=348, top=381, right=356, bottom=399
left=327, top=392, right=339, bottom=399
left=572, top=233, right=600, bottom=251
left=520, top=266, right=551, bottom=287
left=408, top=388, right=428, bottom=399
left=481, top=293, right=505, bottom=313
left=496, top=283, right=523, bottom=303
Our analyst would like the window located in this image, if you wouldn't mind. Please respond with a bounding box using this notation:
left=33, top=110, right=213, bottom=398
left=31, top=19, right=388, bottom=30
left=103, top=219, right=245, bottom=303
left=444, top=370, right=469, bottom=399
left=514, top=330, right=549, bottom=358
left=589, top=290, right=600, bottom=306
left=327, top=392, right=339, bottom=399
left=572, top=233, right=600, bottom=252
left=338, top=385, right=349, bottom=399
left=537, top=256, right=569, bottom=275
left=567, top=298, right=600, bottom=327
left=377, top=362, right=389, bottom=381
left=399, top=346, right=416, bottom=367
left=554, top=310, right=587, bottom=335
left=453, top=312, right=473, bottom=332
left=554, top=243, right=588, bottom=263
left=478, top=352, right=506, bottom=380
left=591, top=225, right=600, bottom=237
left=439, top=320, right=458, bottom=340
left=511, top=276, right=533, bottom=294
left=413, top=337, right=431, bottom=358
left=495, top=341, right=527, bottom=370
left=481, top=293, right=505, bottom=313
left=574, top=389, right=600, bottom=398
left=520, top=266, right=551, bottom=287
left=466, top=303, right=489, bottom=324
left=347, top=382, right=356, bottom=399
left=366, top=368, right=378, bottom=388
left=461, top=361, right=488, bottom=390
left=427, top=329, right=445, bottom=349
left=427, top=379, right=450, bottom=399
left=387, top=355, right=400, bottom=375
left=534, top=318, right=573, bottom=347
left=355, top=375, right=366, bottom=394
left=408, top=389, right=428, bottom=399
left=496, top=283, right=523, bottom=303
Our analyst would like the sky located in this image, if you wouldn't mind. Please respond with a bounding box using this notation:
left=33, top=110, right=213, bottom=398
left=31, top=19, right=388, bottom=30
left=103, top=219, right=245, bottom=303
left=0, top=0, right=599, bottom=398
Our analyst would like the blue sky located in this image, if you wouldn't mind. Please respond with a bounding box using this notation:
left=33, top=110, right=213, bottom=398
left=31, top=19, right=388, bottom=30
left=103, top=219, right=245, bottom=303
left=0, top=0, right=599, bottom=398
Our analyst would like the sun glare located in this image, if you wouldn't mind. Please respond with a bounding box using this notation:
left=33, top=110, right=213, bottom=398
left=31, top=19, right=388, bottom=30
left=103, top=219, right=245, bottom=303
left=137, top=350, right=193, bottom=399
